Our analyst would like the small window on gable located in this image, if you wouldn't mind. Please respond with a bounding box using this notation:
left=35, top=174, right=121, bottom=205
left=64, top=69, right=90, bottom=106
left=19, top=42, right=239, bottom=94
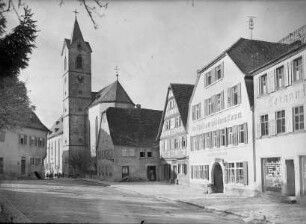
left=76, top=55, right=83, bottom=69
left=64, top=56, right=67, bottom=71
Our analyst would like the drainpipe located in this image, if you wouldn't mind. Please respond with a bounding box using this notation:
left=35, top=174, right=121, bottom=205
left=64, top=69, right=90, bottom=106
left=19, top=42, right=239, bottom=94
left=252, top=106, right=256, bottom=184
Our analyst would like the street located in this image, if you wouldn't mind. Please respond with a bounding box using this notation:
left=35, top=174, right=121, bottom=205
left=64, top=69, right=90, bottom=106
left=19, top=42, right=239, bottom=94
left=0, top=179, right=243, bottom=223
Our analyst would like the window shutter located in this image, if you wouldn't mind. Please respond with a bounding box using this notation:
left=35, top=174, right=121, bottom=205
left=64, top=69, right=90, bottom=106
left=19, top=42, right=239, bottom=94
left=290, top=61, right=294, bottom=82
left=221, top=91, right=225, bottom=109
left=243, top=161, right=248, bottom=185
left=227, top=88, right=231, bottom=107
left=233, top=126, right=238, bottom=146
left=24, top=135, right=27, bottom=145
left=254, top=76, right=259, bottom=98
left=287, top=109, right=293, bottom=133
left=221, top=61, right=224, bottom=78
left=224, top=163, right=228, bottom=184
left=244, top=123, right=248, bottom=144
left=211, top=95, right=215, bottom=113
left=268, top=70, right=275, bottom=93
left=204, top=73, right=207, bottom=87
left=237, top=83, right=241, bottom=104
left=303, top=55, right=306, bottom=80
left=225, top=128, right=228, bottom=146
left=204, top=99, right=208, bottom=116
left=211, top=68, right=215, bottom=83
left=256, top=123, right=261, bottom=138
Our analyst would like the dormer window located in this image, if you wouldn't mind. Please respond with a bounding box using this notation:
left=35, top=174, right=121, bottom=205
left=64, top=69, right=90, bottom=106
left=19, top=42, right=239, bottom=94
left=76, top=55, right=83, bottom=69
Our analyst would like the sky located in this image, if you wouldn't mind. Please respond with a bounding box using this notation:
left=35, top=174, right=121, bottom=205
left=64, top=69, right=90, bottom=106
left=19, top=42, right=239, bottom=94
left=6, top=0, right=306, bottom=128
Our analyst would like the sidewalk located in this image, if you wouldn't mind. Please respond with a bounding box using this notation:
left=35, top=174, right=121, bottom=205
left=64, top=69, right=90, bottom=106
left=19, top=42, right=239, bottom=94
left=83, top=179, right=306, bottom=224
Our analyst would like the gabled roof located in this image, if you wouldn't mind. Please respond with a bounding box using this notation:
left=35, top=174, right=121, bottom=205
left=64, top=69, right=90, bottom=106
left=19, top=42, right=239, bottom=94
left=47, top=116, right=63, bottom=139
left=157, top=83, right=194, bottom=140
left=105, top=107, right=162, bottom=148
left=24, top=112, right=49, bottom=132
left=198, top=38, right=290, bottom=75
left=90, top=80, right=135, bottom=107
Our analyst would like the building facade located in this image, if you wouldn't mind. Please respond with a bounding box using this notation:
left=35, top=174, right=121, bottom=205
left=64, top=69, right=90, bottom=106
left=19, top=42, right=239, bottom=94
left=157, top=84, right=194, bottom=184
left=96, top=107, right=162, bottom=181
left=0, top=112, right=48, bottom=179
left=252, top=43, right=306, bottom=197
left=188, top=38, right=289, bottom=195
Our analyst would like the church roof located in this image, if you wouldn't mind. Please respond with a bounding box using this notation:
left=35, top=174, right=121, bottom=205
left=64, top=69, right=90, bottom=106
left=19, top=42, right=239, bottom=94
left=90, top=80, right=135, bottom=107
left=71, top=19, right=84, bottom=44
left=47, top=116, right=63, bottom=139
left=106, top=107, right=162, bottom=148
left=24, top=112, right=49, bottom=132
left=156, top=83, right=194, bottom=140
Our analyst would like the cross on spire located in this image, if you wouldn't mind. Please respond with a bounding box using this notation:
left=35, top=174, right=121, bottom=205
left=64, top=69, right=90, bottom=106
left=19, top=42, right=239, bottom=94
left=114, top=66, right=119, bottom=81
left=73, top=9, right=79, bottom=20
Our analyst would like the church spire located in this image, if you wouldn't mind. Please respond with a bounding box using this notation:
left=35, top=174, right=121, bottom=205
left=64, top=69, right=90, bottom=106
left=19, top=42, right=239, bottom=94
left=71, top=15, right=84, bottom=44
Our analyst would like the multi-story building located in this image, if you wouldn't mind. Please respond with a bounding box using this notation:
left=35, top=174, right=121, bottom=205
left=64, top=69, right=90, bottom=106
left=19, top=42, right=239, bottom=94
left=188, top=38, right=289, bottom=195
left=157, top=83, right=194, bottom=184
left=96, top=107, right=162, bottom=181
left=252, top=42, right=306, bottom=197
left=0, top=112, right=48, bottom=179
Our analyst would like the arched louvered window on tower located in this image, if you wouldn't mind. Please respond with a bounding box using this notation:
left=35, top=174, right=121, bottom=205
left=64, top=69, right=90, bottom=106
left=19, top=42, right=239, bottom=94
left=76, top=55, right=83, bottom=69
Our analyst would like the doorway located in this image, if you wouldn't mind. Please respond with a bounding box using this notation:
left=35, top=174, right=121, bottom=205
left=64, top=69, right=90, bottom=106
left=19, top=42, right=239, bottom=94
left=21, top=157, right=26, bottom=175
left=213, top=163, right=223, bottom=193
left=122, top=166, right=129, bottom=179
left=286, top=159, right=295, bottom=196
left=147, top=166, right=156, bottom=181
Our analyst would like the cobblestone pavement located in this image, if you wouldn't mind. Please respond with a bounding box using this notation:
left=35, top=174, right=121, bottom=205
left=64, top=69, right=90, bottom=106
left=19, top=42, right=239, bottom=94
left=0, top=179, right=243, bottom=223
left=100, top=180, right=306, bottom=224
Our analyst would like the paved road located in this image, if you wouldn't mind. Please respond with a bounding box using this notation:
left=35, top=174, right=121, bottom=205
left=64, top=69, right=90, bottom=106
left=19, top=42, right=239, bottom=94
left=0, top=179, right=243, bottom=223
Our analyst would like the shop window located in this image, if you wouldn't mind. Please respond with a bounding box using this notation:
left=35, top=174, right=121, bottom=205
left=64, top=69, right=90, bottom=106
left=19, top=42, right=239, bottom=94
left=293, top=105, right=304, bottom=131
left=260, top=115, right=269, bottom=136
left=225, top=162, right=248, bottom=185
left=293, top=57, right=303, bottom=82
left=276, top=110, right=286, bottom=134
left=191, top=165, right=209, bottom=180
left=275, top=66, right=284, bottom=89
left=262, top=157, right=282, bottom=192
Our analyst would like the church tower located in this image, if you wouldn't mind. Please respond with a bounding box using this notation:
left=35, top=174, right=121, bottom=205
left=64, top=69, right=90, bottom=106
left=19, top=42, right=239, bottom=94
left=61, top=18, right=92, bottom=176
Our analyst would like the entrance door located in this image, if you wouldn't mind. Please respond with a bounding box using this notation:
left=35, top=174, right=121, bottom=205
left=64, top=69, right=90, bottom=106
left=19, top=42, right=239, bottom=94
left=301, top=156, right=306, bottom=196
left=164, top=164, right=171, bottom=181
left=286, top=160, right=295, bottom=196
left=122, top=166, right=129, bottom=179
left=21, top=157, right=26, bottom=175
left=213, top=163, right=223, bottom=193
left=147, top=166, right=156, bottom=181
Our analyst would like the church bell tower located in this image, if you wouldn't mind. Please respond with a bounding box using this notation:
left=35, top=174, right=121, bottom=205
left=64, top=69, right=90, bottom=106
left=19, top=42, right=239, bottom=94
left=61, top=17, right=92, bottom=176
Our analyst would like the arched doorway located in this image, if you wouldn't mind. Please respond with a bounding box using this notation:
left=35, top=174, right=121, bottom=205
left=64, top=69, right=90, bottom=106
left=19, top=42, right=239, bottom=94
left=213, top=163, right=224, bottom=193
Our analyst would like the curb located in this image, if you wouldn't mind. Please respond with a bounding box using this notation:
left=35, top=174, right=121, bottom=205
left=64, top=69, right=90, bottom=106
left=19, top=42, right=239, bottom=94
left=0, top=193, right=31, bottom=223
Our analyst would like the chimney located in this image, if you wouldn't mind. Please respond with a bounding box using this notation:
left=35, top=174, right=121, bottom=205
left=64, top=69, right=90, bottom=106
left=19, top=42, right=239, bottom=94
left=136, top=104, right=141, bottom=109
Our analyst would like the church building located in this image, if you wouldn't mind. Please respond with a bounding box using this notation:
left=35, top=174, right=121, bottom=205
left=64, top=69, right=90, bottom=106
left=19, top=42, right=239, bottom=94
left=45, top=18, right=161, bottom=180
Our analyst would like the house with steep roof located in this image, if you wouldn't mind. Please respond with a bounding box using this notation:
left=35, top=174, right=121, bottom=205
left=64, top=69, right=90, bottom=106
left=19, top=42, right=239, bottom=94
left=0, top=111, right=49, bottom=179
left=96, top=107, right=162, bottom=181
left=188, top=38, right=289, bottom=195
left=251, top=42, right=306, bottom=197
left=46, top=18, right=139, bottom=177
left=157, top=83, right=194, bottom=184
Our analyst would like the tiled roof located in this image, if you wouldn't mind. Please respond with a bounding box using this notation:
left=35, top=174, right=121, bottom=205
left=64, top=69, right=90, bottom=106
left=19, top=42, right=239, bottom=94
left=156, top=83, right=194, bottom=140
left=47, top=116, right=63, bottom=139
left=106, top=107, right=162, bottom=147
left=198, top=38, right=290, bottom=75
left=24, top=112, right=49, bottom=132
left=90, top=80, right=135, bottom=107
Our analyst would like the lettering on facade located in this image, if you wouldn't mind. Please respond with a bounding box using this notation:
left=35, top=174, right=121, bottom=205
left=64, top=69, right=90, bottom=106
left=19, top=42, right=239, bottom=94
left=268, top=83, right=306, bottom=107
left=162, top=149, right=186, bottom=159
left=192, top=112, right=242, bottom=132
left=207, top=150, right=227, bottom=157
left=161, top=126, right=185, bottom=138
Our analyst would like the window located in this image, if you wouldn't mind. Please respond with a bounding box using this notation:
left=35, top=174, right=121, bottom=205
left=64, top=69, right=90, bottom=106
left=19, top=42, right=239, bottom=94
left=19, top=134, right=27, bottom=145
left=216, top=65, right=222, bottom=80
left=147, top=151, right=152, bottom=158
left=174, top=138, right=179, bottom=149
left=293, top=106, right=304, bottom=131
left=228, top=84, right=241, bottom=107
left=208, top=98, right=213, bottom=115
left=38, top=138, right=44, bottom=147
left=276, top=110, right=286, bottom=134
left=175, top=117, right=181, bottom=128
left=183, top=163, right=187, bottom=175
left=216, top=93, right=222, bottom=112
left=293, top=57, right=303, bottom=82
left=165, top=120, right=171, bottom=130
left=181, top=136, right=187, bottom=148
left=140, top=151, right=145, bottom=158
left=225, top=162, right=247, bottom=185
left=0, top=131, right=5, bottom=142
left=207, top=72, right=212, bottom=86
left=178, top=164, right=181, bottom=174
left=220, top=129, right=226, bottom=146
left=238, top=124, right=247, bottom=144
left=275, top=66, right=284, bottom=89
left=227, top=127, right=233, bottom=145
left=76, top=55, right=83, bottom=69
left=35, top=158, right=41, bottom=166
left=30, top=158, right=35, bottom=165
left=122, top=148, right=135, bottom=157
left=168, top=99, right=175, bottom=110
left=0, top=158, right=3, bottom=174
left=64, top=56, right=67, bottom=71
left=260, top=74, right=268, bottom=95
left=191, top=165, right=209, bottom=180
left=260, top=115, right=269, bottom=136
left=192, top=103, right=201, bottom=120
